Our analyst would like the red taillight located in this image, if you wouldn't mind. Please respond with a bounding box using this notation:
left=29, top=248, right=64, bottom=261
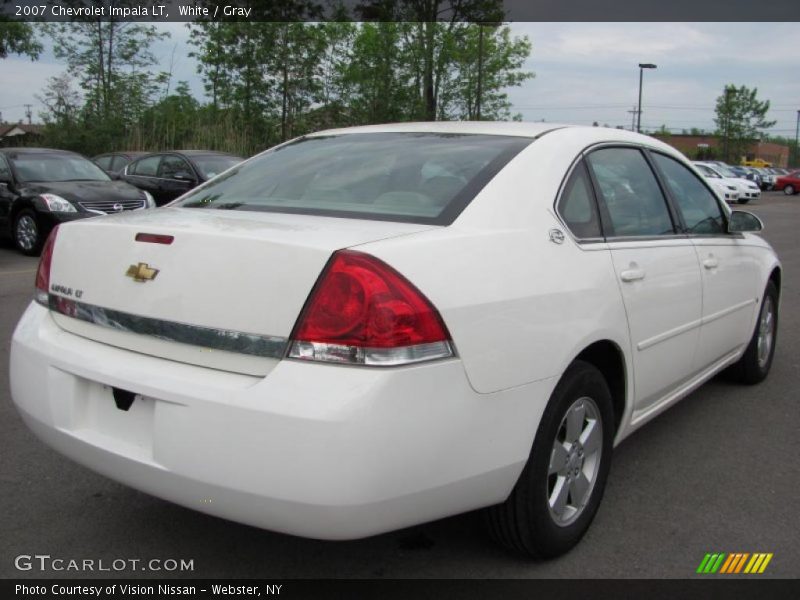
left=135, top=232, right=174, bottom=244
left=34, top=226, right=59, bottom=306
left=289, top=250, right=453, bottom=365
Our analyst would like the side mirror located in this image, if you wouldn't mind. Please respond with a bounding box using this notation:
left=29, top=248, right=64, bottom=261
left=728, top=210, right=763, bottom=233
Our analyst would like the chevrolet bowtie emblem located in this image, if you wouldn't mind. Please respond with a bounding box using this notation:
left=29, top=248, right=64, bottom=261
left=125, top=262, right=159, bottom=282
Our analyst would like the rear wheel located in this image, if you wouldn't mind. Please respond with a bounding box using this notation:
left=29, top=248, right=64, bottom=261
left=727, top=281, right=778, bottom=384
left=13, top=209, right=43, bottom=256
left=784, top=185, right=795, bottom=195
left=484, top=360, right=614, bottom=558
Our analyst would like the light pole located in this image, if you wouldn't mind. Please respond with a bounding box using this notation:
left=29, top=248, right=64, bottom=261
left=794, top=109, right=799, bottom=167
left=637, top=63, right=657, bottom=133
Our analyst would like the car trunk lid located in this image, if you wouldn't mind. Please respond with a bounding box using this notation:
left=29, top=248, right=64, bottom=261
left=47, top=208, right=434, bottom=376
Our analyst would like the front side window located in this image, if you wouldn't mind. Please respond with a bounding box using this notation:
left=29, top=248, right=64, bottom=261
left=586, top=147, right=675, bottom=237
left=132, top=155, right=161, bottom=176
left=174, top=133, right=532, bottom=225
left=160, top=155, right=193, bottom=179
left=557, top=161, right=602, bottom=239
left=652, top=153, right=725, bottom=235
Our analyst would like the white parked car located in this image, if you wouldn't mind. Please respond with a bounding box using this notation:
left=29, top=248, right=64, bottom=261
left=10, top=123, right=781, bottom=558
left=695, top=162, right=761, bottom=203
left=692, top=162, right=741, bottom=203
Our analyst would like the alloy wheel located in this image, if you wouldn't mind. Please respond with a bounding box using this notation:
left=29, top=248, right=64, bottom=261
left=547, top=396, right=603, bottom=527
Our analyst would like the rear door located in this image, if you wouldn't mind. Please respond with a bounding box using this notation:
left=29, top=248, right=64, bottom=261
left=586, top=146, right=703, bottom=415
left=649, top=151, right=760, bottom=368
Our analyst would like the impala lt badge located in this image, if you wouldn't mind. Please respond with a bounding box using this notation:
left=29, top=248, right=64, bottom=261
left=126, top=262, right=159, bottom=282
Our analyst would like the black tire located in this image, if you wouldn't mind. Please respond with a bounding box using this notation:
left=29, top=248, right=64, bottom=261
left=737, top=198, right=750, bottom=204
left=726, top=281, right=778, bottom=385
left=784, top=185, right=795, bottom=196
left=13, top=209, right=43, bottom=256
left=484, top=360, right=614, bottom=558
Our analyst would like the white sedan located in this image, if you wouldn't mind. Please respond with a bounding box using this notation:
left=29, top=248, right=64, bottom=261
left=10, top=123, right=781, bottom=558
left=695, top=161, right=761, bottom=203
left=692, top=162, right=741, bottom=203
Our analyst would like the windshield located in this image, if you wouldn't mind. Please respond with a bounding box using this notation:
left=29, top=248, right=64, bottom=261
left=714, top=165, right=737, bottom=177
left=192, top=155, right=243, bottom=179
left=694, top=164, right=718, bottom=177
left=175, top=133, right=532, bottom=225
left=11, top=153, right=110, bottom=183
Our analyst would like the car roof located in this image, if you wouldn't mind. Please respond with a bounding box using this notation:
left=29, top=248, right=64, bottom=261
left=94, top=151, right=149, bottom=158
left=305, top=122, right=682, bottom=153
left=0, top=147, right=80, bottom=156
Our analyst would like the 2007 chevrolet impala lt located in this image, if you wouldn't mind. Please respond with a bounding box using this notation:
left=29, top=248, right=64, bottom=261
left=10, top=123, right=780, bottom=557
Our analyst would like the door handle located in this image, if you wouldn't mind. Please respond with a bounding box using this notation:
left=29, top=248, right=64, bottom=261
left=703, top=256, right=719, bottom=270
left=620, top=268, right=646, bottom=282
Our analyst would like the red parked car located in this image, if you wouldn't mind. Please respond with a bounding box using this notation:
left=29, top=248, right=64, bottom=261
left=774, top=171, right=800, bottom=195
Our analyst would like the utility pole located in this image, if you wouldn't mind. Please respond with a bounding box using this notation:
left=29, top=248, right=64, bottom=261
left=794, top=109, right=799, bottom=168
left=475, top=24, right=484, bottom=121
left=627, top=106, right=638, bottom=131
left=24, top=104, right=32, bottom=125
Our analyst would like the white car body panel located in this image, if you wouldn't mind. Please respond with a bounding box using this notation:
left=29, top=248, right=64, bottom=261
left=9, top=123, right=781, bottom=540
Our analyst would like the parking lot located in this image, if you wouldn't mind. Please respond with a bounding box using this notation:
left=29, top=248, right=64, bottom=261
left=1, top=191, right=798, bottom=579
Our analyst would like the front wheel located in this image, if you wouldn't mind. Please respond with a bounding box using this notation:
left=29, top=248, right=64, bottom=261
left=784, top=185, right=795, bottom=195
left=13, top=209, right=43, bottom=256
left=727, top=281, right=778, bottom=384
left=484, top=360, right=614, bottom=558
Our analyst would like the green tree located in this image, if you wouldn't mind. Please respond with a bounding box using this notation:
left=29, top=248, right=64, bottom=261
left=0, top=16, right=43, bottom=59
left=714, top=84, right=776, bottom=163
left=37, top=73, right=85, bottom=151
left=355, top=0, right=505, bottom=120
left=441, top=24, right=533, bottom=120
left=44, top=0, right=170, bottom=151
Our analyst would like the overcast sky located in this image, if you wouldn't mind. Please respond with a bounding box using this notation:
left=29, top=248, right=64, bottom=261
left=1, top=22, right=798, bottom=139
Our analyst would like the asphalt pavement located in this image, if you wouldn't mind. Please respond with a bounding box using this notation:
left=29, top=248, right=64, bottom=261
left=1, top=192, right=798, bottom=579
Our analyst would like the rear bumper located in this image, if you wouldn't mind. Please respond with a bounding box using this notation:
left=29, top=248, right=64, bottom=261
left=10, top=303, right=553, bottom=539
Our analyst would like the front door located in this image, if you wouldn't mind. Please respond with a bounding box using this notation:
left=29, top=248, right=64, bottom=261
left=586, top=146, right=703, bottom=414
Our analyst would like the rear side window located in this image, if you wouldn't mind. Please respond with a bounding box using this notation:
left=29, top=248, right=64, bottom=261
left=94, top=155, right=112, bottom=170
left=132, top=155, right=161, bottom=176
left=652, top=153, right=725, bottom=235
left=111, top=155, right=131, bottom=172
left=587, top=147, right=675, bottom=237
left=175, top=133, right=532, bottom=225
left=557, top=161, right=602, bottom=239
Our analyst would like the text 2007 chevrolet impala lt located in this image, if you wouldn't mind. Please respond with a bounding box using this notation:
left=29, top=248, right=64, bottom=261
left=10, top=123, right=780, bottom=557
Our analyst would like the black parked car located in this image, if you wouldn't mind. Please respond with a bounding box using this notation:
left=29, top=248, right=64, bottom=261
left=0, top=148, right=155, bottom=255
left=121, top=150, right=244, bottom=206
left=92, top=151, right=149, bottom=176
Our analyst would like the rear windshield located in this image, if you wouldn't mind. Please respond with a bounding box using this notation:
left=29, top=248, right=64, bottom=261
left=10, top=153, right=110, bottom=183
left=175, top=133, right=532, bottom=225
